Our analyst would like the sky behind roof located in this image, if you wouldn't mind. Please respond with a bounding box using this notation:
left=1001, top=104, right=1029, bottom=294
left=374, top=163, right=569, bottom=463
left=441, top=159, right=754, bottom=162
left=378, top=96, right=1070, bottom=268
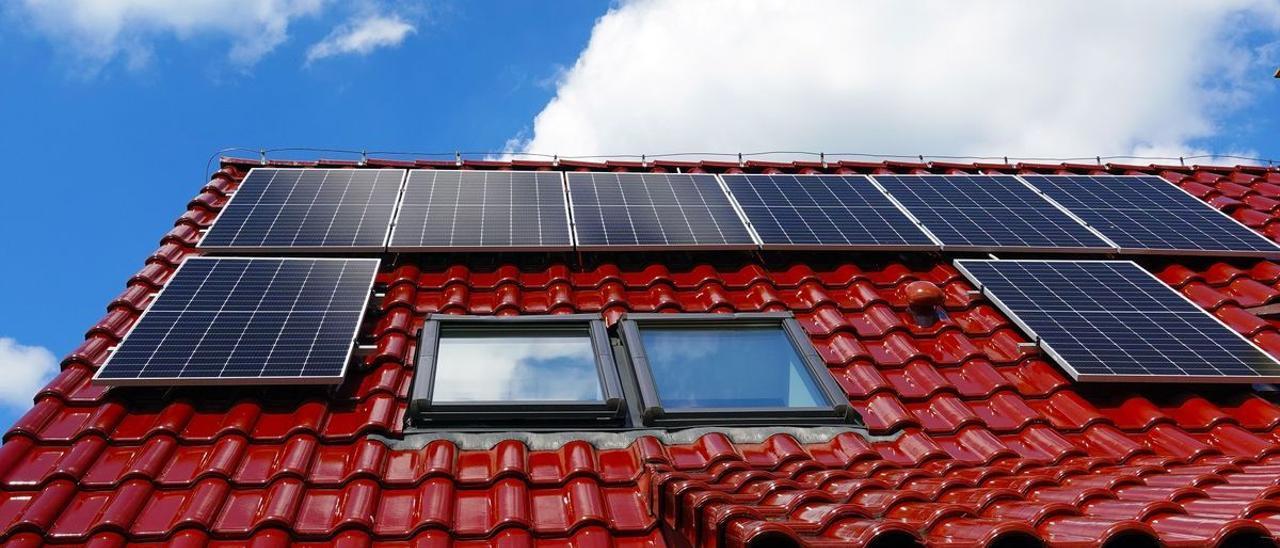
left=0, top=0, right=1277, bottom=428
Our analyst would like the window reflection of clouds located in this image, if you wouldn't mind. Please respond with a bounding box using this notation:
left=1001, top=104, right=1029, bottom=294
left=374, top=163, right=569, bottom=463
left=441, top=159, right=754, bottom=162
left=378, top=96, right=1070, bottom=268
left=432, top=332, right=603, bottom=402
left=640, top=326, right=825, bottom=409
left=644, top=330, right=718, bottom=363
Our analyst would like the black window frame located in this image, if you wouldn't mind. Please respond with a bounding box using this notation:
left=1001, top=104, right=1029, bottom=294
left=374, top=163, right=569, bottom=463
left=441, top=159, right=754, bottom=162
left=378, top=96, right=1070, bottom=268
left=617, top=312, right=855, bottom=427
left=409, top=314, right=627, bottom=427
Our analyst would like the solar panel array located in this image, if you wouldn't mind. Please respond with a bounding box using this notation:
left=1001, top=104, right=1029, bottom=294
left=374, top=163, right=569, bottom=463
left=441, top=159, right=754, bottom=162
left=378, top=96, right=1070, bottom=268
left=197, top=168, right=1277, bottom=257
left=1020, top=174, right=1280, bottom=256
left=200, top=168, right=404, bottom=251
left=104, top=167, right=1280, bottom=390
left=874, top=175, right=1114, bottom=252
left=95, top=257, right=379, bottom=385
left=955, top=259, right=1280, bottom=382
left=722, top=174, right=937, bottom=249
left=389, top=170, right=572, bottom=250
left=567, top=172, right=755, bottom=249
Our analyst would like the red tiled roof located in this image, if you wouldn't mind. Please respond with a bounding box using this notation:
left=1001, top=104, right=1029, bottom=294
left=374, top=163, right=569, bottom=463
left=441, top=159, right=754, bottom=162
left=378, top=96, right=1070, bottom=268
left=5, top=158, right=1280, bottom=547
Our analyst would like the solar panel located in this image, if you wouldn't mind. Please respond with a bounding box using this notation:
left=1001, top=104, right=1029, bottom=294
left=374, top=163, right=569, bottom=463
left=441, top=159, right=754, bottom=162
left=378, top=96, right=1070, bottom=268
left=1020, top=174, right=1280, bottom=257
left=94, top=257, right=379, bottom=386
left=721, top=174, right=938, bottom=249
left=388, top=170, right=572, bottom=250
left=567, top=172, right=755, bottom=249
left=200, top=168, right=404, bottom=251
left=954, top=259, right=1280, bottom=383
left=873, top=174, right=1115, bottom=252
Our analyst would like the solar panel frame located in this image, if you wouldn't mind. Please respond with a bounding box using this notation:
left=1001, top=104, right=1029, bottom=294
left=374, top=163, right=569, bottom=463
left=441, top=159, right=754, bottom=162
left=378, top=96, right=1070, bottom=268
left=387, top=170, right=574, bottom=252
left=872, top=174, right=1118, bottom=253
left=198, top=168, right=406, bottom=253
left=953, top=259, right=1280, bottom=383
left=719, top=173, right=942, bottom=251
left=566, top=172, right=757, bottom=251
left=717, top=175, right=764, bottom=249
left=93, top=256, right=380, bottom=386
left=1018, top=174, right=1280, bottom=258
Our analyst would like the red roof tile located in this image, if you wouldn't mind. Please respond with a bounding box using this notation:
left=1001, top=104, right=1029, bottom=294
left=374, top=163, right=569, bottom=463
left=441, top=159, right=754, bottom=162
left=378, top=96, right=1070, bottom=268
left=5, top=159, right=1280, bottom=546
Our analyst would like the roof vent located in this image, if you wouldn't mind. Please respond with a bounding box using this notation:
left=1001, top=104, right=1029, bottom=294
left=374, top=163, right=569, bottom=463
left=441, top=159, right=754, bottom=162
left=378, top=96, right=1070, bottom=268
left=905, top=280, right=946, bottom=326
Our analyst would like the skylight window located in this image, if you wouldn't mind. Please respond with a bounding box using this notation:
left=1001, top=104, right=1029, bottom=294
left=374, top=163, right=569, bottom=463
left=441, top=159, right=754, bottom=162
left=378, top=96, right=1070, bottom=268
left=409, top=314, right=625, bottom=426
left=432, top=329, right=603, bottom=402
left=637, top=326, right=826, bottom=409
left=619, top=312, right=852, bottom=426
left=408, top=312, right=856, bottom=429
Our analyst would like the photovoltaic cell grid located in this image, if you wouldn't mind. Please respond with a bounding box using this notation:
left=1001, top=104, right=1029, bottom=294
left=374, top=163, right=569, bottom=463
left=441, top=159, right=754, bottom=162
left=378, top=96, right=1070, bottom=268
left=721, top=174, right=937, bottom=249
left=94, top=257, right=380, bottom=385
left=199, top=168, right=403, bottom=251
left=567, top=173, right=755, bottom=248
left=1020, top=174, right=1280, bottom=256
left=873, top=174, right=1114, bottom=251
left=955, top=259, right=1280, bottom=382
left=389, top=170, right=572, bottom=250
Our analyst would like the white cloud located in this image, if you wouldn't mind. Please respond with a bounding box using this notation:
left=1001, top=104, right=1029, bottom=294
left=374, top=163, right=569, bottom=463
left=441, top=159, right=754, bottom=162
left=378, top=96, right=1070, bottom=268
left=0, top=338, right=57, bottom=410
left=520, top=0, right=1280, bottom=160
left=12, top=0, right=327, bottom=71
left=306, top=14, right=415, bottom=64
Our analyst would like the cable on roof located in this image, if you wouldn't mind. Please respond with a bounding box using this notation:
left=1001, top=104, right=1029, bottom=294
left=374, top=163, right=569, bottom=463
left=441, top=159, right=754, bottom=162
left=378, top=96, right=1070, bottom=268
left=207, top=147, right=1280, bottom=180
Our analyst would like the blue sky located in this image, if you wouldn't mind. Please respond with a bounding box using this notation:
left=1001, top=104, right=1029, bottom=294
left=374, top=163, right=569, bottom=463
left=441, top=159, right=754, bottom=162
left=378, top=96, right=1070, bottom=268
left=0, top=1, right=604, bottom=427
left=0, top=0, right=1277, bottom=428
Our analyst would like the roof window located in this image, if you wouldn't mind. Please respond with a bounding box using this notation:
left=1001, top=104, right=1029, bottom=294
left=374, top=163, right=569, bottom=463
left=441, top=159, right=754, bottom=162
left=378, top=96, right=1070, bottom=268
left=409, top=312, right=856, bottom=429
left=618, top=312, right=853, bottom=427
left=409, top=314, right=626, bottom=427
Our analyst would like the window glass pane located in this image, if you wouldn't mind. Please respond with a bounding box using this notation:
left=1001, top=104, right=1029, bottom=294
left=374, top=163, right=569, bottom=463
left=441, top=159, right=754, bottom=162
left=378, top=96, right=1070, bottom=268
left=639, top=325, right=828, bottom=409
left=433, top=328, right=603, bottom=402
